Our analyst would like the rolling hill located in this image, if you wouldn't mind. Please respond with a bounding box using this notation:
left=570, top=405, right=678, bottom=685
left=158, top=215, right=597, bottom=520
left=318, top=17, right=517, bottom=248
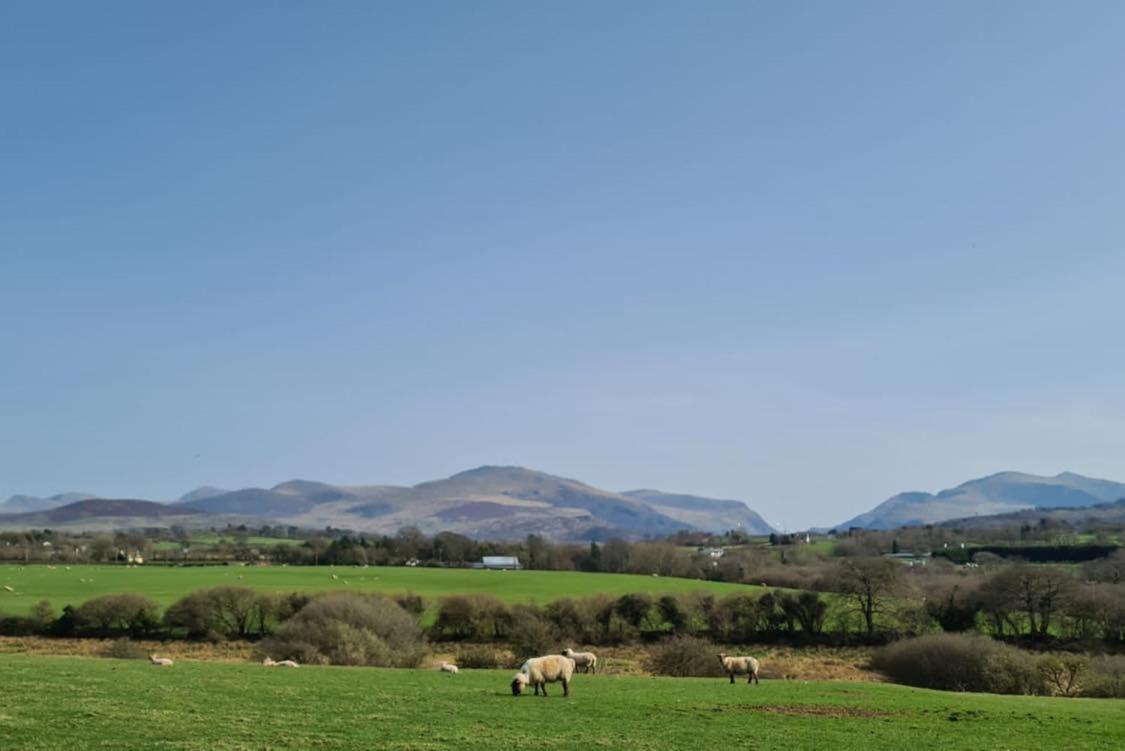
left=838, top=471, right=1125, bottom=530
left=0, top=466, right=770, bottom=540
left=621, top=489, right=774, bottom=534
left=236, top=467, right=703, bottom=540
left=0, top=492, right=97, bottom=514
left=0, top=499, right=221, bottom=532
left=939, top=498, right=1125, bottom=530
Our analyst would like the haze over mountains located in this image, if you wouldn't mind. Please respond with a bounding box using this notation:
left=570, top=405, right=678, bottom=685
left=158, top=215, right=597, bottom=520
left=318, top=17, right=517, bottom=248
left=837, top=471, right=1125, bottom=530
left=0, top=466, right=775, bottom=540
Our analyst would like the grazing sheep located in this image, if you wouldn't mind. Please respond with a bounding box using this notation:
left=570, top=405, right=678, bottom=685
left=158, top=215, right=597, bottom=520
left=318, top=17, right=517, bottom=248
left=562, top=647, right=598, bottom=674
left=2, top=585, right=13, bottom=592
left=263, top=657, right=299, bottom=668
left=439, top=662, right=459, bottom=674
left=718, top=653, right=760, bottom=685
left=148, top=655, right=174, bottom=667
left=511, top=655, right=575, bottom=698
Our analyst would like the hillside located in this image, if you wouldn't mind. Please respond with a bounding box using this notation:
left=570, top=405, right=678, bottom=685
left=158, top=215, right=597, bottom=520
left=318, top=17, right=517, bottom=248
left=838, top=471, right=1125, bottom=530
left=1, top=466, right=772, bottom=540
left=273, top=467, right=695, bottom=540
left=0, top=492, right=96, bottom=514
left=940, top=498, right=1125, bottom=530
left=621, top=489, right=775, bottom=534
left=171, top=465, right=774, bottom=537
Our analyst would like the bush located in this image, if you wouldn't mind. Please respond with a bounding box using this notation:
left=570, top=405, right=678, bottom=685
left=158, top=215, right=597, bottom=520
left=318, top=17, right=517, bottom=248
left=103, top=637, right=148, bottom=660
left=507, top=605, right=554, bottom=660
left=259, top=592, right=424, bottom=667
left=164, top=587, right=274, bottom=640
left=393, top=592, right=425, bottom=618
left=456, top=645, right=517, bottom=670
left=1038, top=653, right=1089, bottom=697
left=75, top=594, right=161, bottom=638
left=872, top=633, right=1046, bottom=694
left=1082, top=655, right=1125, bottom=698
left=646, top=635, right=726, bottom=677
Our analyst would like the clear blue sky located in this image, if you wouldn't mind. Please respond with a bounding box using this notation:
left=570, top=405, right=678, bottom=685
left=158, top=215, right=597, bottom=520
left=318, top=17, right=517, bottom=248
left=2, top=1, right=1123, bottom=528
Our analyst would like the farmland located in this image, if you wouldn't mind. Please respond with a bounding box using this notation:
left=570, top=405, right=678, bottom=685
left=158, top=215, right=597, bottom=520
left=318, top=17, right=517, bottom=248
left=1, top=654, right=1122, bottom=750
left=0, top=564, right=757, bottom=616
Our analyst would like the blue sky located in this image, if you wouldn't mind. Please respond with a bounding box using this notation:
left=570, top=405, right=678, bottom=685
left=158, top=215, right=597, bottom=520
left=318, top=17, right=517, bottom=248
left=2, top=1, right=1123, bottom=528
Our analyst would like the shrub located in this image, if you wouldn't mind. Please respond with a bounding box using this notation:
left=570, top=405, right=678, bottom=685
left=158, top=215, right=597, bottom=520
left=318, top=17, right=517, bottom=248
left=1083, top=655, right=1125, bottom=698
left=432, top=596, right=477, bottom=640
left=393, top=592, right=425, bottom=618
left=164, top=587, right=273, bottom=640
left=75, top=594, right=161, bottom=638
left=1038, top=653, right=1089, bottom=697
left=646, top=635, right=726, bottom=677
left=456, top=645, right=516, bottom=670
left=0, top=615, right=38, bottom=636
left=872, top=633, right=1046, bottom=694
left=259, top=592, right=424, bottom=667
left=507, top=605, right=554, bottom=660
left=29, top=600, right=55, bottom=629
left=986, top=647, right=1047, bottom=695
left=103, top=637, right=148, bottom=660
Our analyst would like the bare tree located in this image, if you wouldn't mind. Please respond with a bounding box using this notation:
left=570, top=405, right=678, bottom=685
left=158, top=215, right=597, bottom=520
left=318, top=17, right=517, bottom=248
left=833, top=558, right=899, bottom=635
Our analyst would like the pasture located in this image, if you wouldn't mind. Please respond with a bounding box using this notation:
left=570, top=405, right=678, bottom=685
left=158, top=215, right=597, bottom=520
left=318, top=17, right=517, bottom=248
left=0, top=564, right=756, bottom=615
left=1, top=654, right=1122, bottom=750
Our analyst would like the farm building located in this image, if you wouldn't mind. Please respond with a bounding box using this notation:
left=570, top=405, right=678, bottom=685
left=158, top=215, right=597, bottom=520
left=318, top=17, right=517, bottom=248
left=480, top=555, right=521, bottom=570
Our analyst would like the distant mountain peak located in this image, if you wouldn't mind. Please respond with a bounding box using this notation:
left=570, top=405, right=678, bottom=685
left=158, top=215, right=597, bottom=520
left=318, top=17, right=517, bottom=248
left=838, top=471, right=1125, bottom=530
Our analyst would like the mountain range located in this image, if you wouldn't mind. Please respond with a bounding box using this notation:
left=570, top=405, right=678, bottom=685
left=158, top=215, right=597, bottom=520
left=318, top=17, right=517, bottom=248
left=6, top=468, right=1124, bottom=537
left=837, top=471, right=1125, bottom=530
left=0, top=466, right=775, bottom=540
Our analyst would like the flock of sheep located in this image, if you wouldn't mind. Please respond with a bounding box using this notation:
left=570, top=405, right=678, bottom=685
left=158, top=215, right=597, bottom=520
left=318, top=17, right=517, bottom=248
left=145, top=647, right=762, bottom=697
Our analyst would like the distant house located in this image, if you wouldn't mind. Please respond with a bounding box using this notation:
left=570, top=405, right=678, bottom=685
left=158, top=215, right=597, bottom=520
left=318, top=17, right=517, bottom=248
left=883, top=552, right=931, bottom=567
left=481, top=555, right=521, bottom=570
left=697, top=547, right=725, bottom=559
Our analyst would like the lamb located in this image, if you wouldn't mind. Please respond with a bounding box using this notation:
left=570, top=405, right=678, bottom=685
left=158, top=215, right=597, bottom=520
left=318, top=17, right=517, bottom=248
left=148, top=654, right=174, bottom=667
left=262, top=657, right=300, bottom=668
left=562, top=647, right=598, bottom=674
left=718, top=653, right=760, bottom=685
left=439, top=662, right=459, bottom=674
left=511, top=655, right=575, bottom=697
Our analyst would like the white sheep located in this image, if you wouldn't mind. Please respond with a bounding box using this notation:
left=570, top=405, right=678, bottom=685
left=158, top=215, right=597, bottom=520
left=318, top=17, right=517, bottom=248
left=718, top=653, right=760, bottom=685
left=2, top=585, right=13, bottom=592
left=511, top=655, right=576, bottom=697
left=439, top=662, right=459, bottom=674
left=149, top=654, right=174, bottom=667
left=263, top=657, right=300, bottom=668
left=562, top=647, right=598, bottom=674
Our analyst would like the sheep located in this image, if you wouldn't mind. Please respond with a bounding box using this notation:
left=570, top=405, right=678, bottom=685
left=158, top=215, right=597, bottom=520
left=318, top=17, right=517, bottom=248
left=562, top=647, right=598, bottom=674
left=148, top=654, right=174, bottom=667
left=511, top=655, right=575, bottom=698
left=263, top=657, right=300, bottom=668
left=718, top=653, right=760, bottom=685
left=2, top=585, right=13, bottom=593
left=439, top=662, right=459, bottom=675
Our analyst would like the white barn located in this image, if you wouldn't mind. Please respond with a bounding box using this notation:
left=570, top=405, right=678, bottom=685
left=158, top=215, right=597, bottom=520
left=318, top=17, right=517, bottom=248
left=481, top=556, right=521, bottom=570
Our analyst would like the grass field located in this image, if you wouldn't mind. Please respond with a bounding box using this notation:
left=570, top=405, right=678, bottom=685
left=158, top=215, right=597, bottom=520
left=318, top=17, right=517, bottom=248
left=0, top=564, right=756, bottom=615
left=0, top=654, right=1121, bottom=750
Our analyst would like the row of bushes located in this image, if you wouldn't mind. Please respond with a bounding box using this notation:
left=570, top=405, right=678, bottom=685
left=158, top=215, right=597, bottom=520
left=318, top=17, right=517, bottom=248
left=431, top=590, right=838, bottom=647
left=871, top=633, right=1125, bottom=698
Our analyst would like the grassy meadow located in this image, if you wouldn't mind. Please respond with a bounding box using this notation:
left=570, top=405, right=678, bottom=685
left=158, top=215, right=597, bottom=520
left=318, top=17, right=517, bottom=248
left=1, top=654, right=1122, bottom=750
left=0, top=564, right=756, bottom=615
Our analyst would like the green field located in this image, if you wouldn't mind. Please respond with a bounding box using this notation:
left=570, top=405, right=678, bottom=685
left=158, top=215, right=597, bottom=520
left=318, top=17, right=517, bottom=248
left=0, top=564, right=756, bottom=615
left=0, top=654, right=1121, bottom=750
